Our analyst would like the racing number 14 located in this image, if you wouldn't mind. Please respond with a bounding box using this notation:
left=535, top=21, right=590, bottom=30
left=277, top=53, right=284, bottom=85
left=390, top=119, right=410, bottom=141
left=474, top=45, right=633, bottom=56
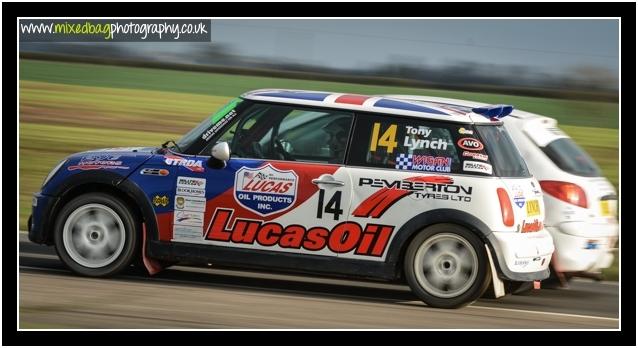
left=370, top=122, right=398, bottom=154
left=317, top=189, right=344, bottom=221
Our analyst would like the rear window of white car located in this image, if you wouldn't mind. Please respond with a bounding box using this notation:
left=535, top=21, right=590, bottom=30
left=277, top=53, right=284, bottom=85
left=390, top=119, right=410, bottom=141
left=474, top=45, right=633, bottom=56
left=541, top=138, right=602, bottom=177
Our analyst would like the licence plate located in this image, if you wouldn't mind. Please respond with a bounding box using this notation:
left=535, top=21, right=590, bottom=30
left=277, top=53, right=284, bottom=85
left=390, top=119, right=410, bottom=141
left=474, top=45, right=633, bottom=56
left=526, top=200, right=540, bottom=216
left=600, top=200, right=611, bottom=216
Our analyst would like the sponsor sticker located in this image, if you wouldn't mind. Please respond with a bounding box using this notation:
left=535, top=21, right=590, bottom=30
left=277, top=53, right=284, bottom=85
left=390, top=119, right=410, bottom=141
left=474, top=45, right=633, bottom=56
left=140, top=168, right=170, bottom=176
left=177, top=176, right=206, bottom=189
left=357, top=176, right=473, bottom=205
left=462, top=161, right=493, bottom=175
left=202, top=109, right=237, bottom=141
left=521, top=219, right=543, bottom=233
left=458, top=127, right=474, bottom=135
left=67, top=155, right=129, bottom=171
left=457, top=137, right=484, bottom=151
left=177, top=186, right=205, bottom=197
left=512, top=185, right=525, bottom=208
left=395, top=154, right=452, bottom=173
left=585, top=240, right=600, bottom=250
left=234, top=164, right=298, bottom=216
left=462, top=151, right=488, bottom=162
left=173, top=225, right=203, bottom=239
left=530, top=181, right=542, bottom=196
left=152, top=195, right=169, bottom=207
left=80, top=154, right=120, bottom=161
left=174, top=210, right=204, bottom=227
left=165, top=154, right=204, bottom=173
left=599, top=200, right=611, bottom=216
left=175, top=195, right=206, bottom=212
left=526, top=199, right=540, bottom=216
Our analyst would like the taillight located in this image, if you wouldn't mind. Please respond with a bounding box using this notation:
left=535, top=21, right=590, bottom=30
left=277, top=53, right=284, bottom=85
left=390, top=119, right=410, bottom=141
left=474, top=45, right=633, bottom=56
left=539, top=181, right=588, bottom=209
left=496, top=188, right=514, bottom=227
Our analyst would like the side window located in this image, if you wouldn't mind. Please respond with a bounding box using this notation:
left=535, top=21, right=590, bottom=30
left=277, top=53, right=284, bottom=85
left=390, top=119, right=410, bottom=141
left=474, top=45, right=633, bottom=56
left=209, top=103, right=353, bottom=164
left=349, top=115, right=485, bottom=175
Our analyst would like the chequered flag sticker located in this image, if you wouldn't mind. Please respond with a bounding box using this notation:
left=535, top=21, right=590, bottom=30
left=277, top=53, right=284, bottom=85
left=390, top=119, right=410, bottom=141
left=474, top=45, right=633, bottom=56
left=395, top=154, right=413, bottom=170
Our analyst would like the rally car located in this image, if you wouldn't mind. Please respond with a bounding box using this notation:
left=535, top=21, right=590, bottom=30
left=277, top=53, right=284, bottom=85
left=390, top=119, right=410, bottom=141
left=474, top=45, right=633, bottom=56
left=385, top=95, right=618, bottom=286
left=29, top=89, right=555, bottom=308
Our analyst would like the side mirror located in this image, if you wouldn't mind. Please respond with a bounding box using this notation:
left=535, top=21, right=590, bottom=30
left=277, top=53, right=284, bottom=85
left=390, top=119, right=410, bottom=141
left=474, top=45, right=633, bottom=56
left=211, top=142, right=230, bottom=162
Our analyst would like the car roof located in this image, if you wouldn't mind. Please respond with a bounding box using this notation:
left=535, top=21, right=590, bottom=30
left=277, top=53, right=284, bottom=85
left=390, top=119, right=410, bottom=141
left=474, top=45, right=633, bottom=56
left=382, top=94, right=554, bottom=123
left=241, top=89, right=505, bottom=124
left=383, top=95, right=571, bottom=146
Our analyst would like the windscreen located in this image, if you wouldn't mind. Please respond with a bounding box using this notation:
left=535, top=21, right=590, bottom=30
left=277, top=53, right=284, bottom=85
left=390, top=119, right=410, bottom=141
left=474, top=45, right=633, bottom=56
left=475, top=125, right=530, bottom=178
left=541, top=138, right=602, bottom=177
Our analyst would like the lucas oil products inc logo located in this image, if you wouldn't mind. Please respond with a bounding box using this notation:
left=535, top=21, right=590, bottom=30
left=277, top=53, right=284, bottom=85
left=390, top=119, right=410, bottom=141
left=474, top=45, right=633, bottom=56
left=234, top=164, right=298, bottom=216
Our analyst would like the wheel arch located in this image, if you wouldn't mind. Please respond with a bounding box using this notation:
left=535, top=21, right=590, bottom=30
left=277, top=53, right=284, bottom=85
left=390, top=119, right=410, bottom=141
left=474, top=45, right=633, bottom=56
left=43, top=171, right=157, bottom=245
left=385, top=209, right=496, bottom=281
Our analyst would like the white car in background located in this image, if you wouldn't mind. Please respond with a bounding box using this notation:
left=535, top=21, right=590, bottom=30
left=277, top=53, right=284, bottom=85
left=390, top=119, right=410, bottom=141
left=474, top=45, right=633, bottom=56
left=386, top=95, right=618, bottom=286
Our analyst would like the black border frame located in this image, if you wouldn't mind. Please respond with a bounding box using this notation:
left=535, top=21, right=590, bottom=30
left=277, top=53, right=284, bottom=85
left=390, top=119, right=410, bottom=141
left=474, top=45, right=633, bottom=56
left=6, top=2, right=635, bottom=346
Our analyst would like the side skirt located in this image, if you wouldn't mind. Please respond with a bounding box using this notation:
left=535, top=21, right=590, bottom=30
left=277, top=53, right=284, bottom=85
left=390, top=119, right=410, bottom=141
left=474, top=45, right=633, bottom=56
left=147, top=240, right=399, bottom=282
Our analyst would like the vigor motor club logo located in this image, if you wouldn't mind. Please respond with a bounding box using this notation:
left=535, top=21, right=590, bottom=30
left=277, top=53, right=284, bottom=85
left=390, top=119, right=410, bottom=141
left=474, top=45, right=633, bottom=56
left=234, top=164, right=298, bottom=216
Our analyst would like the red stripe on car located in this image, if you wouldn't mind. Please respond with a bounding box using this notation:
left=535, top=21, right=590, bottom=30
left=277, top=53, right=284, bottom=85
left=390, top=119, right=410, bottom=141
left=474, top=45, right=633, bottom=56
left=335, top=94, right=370, bottom=105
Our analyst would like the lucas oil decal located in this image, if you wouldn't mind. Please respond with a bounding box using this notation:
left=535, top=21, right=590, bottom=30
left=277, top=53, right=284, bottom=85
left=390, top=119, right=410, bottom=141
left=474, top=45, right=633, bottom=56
left=206, top=208, right=393, bottom=257
left=521, top=219, right=543, bottom=233
left=164, top=154, right=204, bottom=173
left=234, top=164, right=298, bottom=216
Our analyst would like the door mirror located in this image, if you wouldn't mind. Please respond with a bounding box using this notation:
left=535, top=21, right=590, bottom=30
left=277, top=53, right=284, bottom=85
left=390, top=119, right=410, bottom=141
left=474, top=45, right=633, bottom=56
left=211, top=142, right=231, bottom=162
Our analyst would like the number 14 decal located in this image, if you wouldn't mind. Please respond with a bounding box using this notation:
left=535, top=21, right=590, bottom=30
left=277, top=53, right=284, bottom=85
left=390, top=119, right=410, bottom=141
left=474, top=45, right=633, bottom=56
left=370, top=122, right=398, bottom=154
left=317, top=189, right=344, bottom=221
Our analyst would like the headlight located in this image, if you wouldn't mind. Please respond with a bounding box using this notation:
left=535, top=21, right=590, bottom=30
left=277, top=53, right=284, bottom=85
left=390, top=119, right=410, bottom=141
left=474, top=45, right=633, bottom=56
left=42, top=159, right=67, bottom=188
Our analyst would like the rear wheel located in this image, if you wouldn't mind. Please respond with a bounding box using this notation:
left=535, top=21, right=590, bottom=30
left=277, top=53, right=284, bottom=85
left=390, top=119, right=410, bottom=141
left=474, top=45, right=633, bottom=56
left=54, top=193, right=140, bottom=277
left=404, top=224, right=490, bottom=308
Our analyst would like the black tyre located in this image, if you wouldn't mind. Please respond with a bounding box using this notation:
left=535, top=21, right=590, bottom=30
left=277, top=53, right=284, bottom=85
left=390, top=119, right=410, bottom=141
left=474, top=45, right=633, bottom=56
left=404, top=224, right=491, bottom=308
left=53, top=193, right=140, bottom=277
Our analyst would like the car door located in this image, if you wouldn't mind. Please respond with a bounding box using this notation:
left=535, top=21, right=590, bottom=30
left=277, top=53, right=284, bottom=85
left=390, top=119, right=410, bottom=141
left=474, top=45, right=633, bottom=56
left=345, top=113, right=478, bottom=261
left=173, top=103, right=356, bottom=258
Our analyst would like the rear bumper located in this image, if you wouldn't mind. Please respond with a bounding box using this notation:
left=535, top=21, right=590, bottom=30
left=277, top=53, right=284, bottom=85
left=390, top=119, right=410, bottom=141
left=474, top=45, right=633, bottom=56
left=547, top=221, right=618, bottom=272
left=487, top=229, right=555, bottom=281
left=28, top=192, right=59, bottom=245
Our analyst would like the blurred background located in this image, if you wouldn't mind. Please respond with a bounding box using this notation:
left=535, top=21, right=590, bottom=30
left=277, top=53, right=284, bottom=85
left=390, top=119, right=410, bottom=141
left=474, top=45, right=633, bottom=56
left=18, top=18, right=619, bottom=279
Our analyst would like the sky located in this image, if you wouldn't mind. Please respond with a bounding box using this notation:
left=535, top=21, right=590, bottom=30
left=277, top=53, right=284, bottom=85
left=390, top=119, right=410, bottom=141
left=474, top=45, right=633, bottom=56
left=209, top=19, right=619, bottom=76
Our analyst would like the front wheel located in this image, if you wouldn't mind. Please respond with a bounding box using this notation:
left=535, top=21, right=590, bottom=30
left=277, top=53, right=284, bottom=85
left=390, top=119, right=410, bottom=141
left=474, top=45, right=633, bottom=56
left=54, top=193, right=140, bottom=277
left=404, top=224, right=491, bottom=308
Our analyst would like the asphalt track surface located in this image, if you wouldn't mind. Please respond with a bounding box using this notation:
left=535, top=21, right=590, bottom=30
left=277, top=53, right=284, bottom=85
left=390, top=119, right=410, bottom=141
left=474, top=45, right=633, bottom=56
left=18, top=233, right=619, bottom=329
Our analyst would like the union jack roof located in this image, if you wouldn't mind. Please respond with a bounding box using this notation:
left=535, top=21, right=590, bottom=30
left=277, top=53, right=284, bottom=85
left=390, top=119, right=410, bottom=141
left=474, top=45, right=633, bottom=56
left=241, top=89, right=503, bottom=124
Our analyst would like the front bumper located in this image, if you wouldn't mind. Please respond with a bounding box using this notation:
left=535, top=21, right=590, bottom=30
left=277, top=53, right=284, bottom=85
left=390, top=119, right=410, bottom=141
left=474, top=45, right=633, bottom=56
left=547, top=221, right=618, bottom=272
left=488, top=229, right=555, bottom=281
left=28, top=192, right=59, bottom=245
